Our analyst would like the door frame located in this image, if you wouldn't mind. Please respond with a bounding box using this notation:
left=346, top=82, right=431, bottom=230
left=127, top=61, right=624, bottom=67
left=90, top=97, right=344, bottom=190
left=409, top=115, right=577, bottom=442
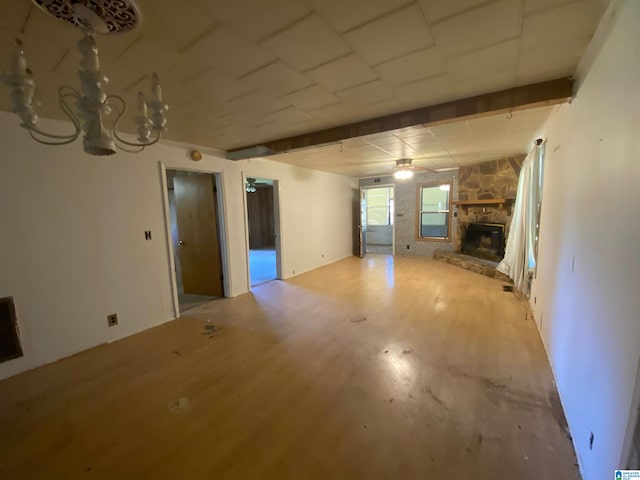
left=360, top=183, right=396, bottom=256
left=159, top=162, right=231, bottom=317
left=241, top=172, right=283, bottom=290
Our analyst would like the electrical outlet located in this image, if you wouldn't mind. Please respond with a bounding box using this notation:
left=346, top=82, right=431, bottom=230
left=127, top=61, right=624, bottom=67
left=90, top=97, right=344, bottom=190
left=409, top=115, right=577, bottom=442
left=144, top=230, right=152, bottom=240
left=107, top=313, right=118, bottom=327
left=589, top=432, right=594, bottom=450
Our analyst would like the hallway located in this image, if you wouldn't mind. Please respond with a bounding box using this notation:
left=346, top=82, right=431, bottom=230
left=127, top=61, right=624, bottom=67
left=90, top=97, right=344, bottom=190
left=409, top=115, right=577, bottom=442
left=249, top=248, right=277, bottom=286
left=0, top=256, right=576, bottom=479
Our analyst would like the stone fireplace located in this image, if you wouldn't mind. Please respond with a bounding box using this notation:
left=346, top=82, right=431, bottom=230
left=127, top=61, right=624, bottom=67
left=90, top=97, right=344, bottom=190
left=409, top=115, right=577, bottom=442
left=455, top=156, right=523, bottom=260
left=461, top=222, right=505, bottom=261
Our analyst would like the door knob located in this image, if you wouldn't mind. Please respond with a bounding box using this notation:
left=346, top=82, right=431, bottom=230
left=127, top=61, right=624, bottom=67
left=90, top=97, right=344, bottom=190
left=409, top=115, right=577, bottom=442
left=178, top=240, right=184, bottom=246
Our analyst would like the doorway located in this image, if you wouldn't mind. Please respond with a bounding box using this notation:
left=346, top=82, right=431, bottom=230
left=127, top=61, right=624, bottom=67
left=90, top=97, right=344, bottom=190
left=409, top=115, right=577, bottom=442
left=166, top=169, right=225, bottom=313
left=245, top=177, right=281, bottom=287
left=361, top=185, right=395, bottom=256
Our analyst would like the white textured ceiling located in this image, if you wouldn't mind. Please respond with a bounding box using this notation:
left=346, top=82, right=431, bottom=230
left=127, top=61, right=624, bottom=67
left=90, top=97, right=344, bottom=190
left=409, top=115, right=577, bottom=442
left=0, top=0, right=607, bottom=154
left=269, top=104, right=556, bottom=177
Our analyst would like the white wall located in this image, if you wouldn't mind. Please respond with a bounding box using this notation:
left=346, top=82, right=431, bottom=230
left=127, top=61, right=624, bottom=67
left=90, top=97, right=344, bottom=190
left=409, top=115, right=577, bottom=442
left=531, top=1, right=640, bottom=478
left=240, top=159, right=355, bottom=278
left=0, top=113, right=355, bottom=380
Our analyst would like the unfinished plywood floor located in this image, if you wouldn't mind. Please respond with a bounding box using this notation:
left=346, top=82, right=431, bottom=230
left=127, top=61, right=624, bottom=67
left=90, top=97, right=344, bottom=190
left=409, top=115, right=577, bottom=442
left=0, top=256, right=577, bottom=479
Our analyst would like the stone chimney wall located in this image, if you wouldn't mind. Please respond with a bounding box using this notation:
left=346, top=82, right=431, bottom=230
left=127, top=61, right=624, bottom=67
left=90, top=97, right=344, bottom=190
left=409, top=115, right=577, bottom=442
left=455, top=155, right=524, bottom=252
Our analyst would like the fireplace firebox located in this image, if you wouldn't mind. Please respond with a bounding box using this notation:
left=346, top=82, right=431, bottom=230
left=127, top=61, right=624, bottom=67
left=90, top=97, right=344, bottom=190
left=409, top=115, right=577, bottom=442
left=462, top=223, right=505, bottom=261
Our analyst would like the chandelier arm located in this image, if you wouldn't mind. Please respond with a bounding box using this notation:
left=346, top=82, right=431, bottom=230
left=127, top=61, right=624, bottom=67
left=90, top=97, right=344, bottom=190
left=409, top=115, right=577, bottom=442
left=23, top=90, right=82, bottom=141
left=113, top=128, right=161, bottom=149
left=107, top=95, right=161, bottom=148
left=58, top=85, right=82, bottom=99
left=113, top=142, right=146, bottom=154
left=28, top=126, right=80, bottom=146
left=58, top=92, right=82, bottom=133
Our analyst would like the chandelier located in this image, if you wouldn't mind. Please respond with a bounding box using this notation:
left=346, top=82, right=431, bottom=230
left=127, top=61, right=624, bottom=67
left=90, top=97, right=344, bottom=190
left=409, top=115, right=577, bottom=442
left=1, top=0, right=168, bottom=156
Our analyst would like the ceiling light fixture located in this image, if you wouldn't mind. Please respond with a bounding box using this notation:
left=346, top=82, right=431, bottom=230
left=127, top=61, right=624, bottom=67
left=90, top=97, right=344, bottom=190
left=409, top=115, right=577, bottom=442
left=1, top=0, right=167, bottom=156
left=245, top=178, right=257, bottom=193
left=393, top=158, right=415, bottom=180
left=394, top=169, right=414, bottom=180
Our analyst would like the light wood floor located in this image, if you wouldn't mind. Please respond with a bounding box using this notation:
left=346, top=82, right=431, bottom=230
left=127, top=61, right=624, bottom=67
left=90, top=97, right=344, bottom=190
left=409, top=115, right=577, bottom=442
left=0, top=256, right=578, bottom=479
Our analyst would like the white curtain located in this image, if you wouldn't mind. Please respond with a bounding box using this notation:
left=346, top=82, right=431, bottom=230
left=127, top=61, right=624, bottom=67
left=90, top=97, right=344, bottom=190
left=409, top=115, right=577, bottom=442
left=497, top=143, right=544, bottom=292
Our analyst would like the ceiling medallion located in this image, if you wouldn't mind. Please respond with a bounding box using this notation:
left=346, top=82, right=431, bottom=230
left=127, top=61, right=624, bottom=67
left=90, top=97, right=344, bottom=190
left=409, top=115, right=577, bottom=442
left=32, top=0, right=140, bottom=34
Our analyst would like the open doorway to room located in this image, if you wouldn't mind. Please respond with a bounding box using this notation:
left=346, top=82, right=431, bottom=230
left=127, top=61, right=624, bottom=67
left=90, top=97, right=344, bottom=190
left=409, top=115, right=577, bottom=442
left=166, top=169, right=225, bottom=313
left=245, top=177, right=281, bottom=287
left=362, top=185, right=395, bottom=255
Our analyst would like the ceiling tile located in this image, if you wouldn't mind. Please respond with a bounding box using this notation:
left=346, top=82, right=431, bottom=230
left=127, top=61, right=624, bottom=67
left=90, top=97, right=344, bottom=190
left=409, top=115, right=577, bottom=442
left=178, top=70, right=255, bottom=104
left=0, top=0, right=31, bottom=31
left=395, top=74, right=456, bottom=107
left=306, top=54, right=378, bottom=92
left=356, top=99, right=407, bottom=118
left=365, top=133, right=405, bottom=147
left=224, top=91, right=289, bottom=116
left=343, top=4, right=434, bottom=65
left=286, top=118, right=329, bottom=135
left=407, top=138, right=446, bottom=155
left=515, top=36, right=588, bottom=85
left=21, top=9, right=76, bottom=75
left=419, top=0, right=493, bottom=24
left=312, top=0, right=414, bottom=33
left=249, top=123, right=288, bottom=141
left=445, top=39, right=519, bottom=81
left=200, top=0, right=313, bottom=41
left=452, top=69, right=516, bottom=98
left=523, top=0, right=577, bottom=16
left=430, top=121, right=471, bottom=140
left=139, top=2, right=216, bottom=49
left=337, top=80, right=396, bottom=106
left=180, top=26, right=275, bottom=78
left=430, top=0, right=523, bottom=58
left=521, top=1, right=605, bottom=50
left=217, top=109, right=264, bottom=127
left=240, top=61, right=314, bottom=97
left=0, top=28, right=18, bottom=79
left=310, top=102, right=362, bottom=123
left=260, top=14, right=351, bottom=71
left=374, top=47, right=445, bottom=85
left=264, top=106, right=315, bottom=124
left=282, top=85, right=341, bottom=111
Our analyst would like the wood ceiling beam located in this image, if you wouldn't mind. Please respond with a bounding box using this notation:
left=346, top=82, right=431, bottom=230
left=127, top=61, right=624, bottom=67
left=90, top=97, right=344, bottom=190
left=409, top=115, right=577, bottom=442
left=226, top=77, right=573, bottom=159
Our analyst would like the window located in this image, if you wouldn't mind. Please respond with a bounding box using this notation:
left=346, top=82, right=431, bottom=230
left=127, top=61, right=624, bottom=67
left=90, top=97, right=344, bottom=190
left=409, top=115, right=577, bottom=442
left=532, top=142, right=545, bottom=268
left=365, top=187, right=394, bottom=226
left=417, top=183, right=452, bottom=240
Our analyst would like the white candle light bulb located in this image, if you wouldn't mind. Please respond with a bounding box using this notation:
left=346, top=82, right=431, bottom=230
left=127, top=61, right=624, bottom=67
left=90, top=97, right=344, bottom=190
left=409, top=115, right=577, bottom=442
left=151, top=72, right=162, bottom=102
left=137, top=91, right=148, bottom=118
left=7, top=39, right=28, bottom=78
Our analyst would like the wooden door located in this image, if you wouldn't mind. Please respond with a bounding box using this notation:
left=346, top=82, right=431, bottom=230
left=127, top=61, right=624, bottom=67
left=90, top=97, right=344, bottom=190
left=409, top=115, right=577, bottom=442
left=246, top=186, right=275, bottom=249
left=173, top=174, right=223, bottom=297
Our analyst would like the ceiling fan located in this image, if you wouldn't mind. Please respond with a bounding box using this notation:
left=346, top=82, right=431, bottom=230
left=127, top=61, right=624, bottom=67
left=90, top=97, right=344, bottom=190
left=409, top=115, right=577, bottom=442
left=392, top=158, right=435, bottom=179
left=245, top=177, right=271, bottom=193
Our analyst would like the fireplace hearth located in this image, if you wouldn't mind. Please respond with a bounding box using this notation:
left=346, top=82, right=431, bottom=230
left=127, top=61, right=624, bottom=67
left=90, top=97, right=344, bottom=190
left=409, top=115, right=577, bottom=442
left=462, top=223, right=505, bottom=261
